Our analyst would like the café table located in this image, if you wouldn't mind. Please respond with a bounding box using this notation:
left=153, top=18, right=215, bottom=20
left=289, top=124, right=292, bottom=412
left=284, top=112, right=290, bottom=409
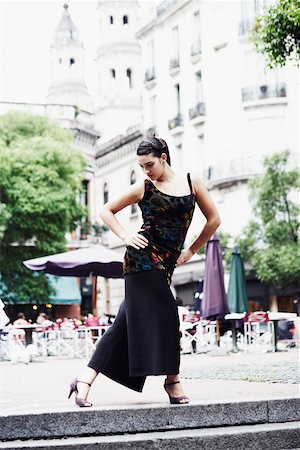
left=13, top=324, right=48, bottom=346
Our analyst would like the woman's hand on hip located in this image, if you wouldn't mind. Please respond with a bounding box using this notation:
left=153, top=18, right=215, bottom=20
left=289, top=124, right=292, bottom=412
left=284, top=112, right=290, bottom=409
left=175, top=249, right=194, bottom=267
left=123, top=232, right=148, bottom=250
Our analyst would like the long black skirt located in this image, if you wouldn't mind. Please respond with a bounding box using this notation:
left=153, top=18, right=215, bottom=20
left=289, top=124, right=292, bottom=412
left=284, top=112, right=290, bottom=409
left=88, top=269, right=180, bottom=392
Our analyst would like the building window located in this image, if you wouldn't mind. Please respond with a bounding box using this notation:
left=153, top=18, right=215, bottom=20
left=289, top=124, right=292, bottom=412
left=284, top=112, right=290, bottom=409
left=110, top=15, right=114, bottom=25
left=103, top=183, right=109, bottom=204
left=145, top=40, right=155, bottom=81
left=80, top=180, right=89, bottom=208
left=168, top=84, right=183, bottom=130
left=175, top=83, right=181, bottom=115
left=123, top=15, right=128, bottom=25
left=126, top=68, right=132, bottom=89
left=59, top=57, right=62, bottom=64
left=239, top=0, right=267, bottom=35
left=172, top=26, right=179, bottom=63
left=195, top=71, right=203, bottom=102
left=191, top=11, right=201, bottom=55
left=70, top=58, right=75, bottom=66
left=111, top=68, right=116, bottom=78
left=130, top=171, right=137, bottom=215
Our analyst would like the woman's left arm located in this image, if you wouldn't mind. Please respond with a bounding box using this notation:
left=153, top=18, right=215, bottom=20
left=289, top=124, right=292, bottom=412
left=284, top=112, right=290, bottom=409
left=176, top=176, right=221, bottom=267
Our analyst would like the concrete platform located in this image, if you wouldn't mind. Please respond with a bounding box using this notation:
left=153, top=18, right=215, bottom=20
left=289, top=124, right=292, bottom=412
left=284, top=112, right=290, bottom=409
left=0, top=350, right=299, bottom=448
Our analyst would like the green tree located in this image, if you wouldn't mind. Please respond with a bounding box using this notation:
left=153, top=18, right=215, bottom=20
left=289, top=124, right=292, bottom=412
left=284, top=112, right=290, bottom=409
left=251, top=0, right=300, bottom=68
left=0, top=112, right=86, bottom=304
left=238, top=151, right=300, bottom=289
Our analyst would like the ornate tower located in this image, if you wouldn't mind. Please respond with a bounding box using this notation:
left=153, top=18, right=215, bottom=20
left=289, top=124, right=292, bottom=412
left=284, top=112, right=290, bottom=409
left=95, top=1, right=142, bottom=141
left=48, top=4, right=91, bottom=112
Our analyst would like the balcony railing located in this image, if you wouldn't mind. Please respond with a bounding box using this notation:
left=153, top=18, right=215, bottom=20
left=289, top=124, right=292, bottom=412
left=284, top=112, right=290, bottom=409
left=203, top=155, right=264, bottom=187
left=168, top=113, right=183, bottom=130
left=157, top=0, right=177, bottom=16
left=189, top=102, right=206, bottom=120
left=169, top=58, right=180, bottom=70
left=242, top=83, right=287, bottom=102
left=146, top=126, right=156, bottom=138
left=145, top=68, right=156, bottom=82
left=190, top=40, right=202, bottom=56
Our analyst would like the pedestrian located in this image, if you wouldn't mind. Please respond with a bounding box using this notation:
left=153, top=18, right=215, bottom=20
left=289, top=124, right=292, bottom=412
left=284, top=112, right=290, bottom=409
left=69, top=136, right=220, bottom=407
left=13, top=312, right=29, bottom=326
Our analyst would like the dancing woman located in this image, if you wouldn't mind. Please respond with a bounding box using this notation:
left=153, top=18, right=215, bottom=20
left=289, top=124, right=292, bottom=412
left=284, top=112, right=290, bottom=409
left=69, top=136, right=220, bottom=406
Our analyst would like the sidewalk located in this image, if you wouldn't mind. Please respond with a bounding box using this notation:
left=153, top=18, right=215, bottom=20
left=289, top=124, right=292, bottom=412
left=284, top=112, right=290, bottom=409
left=0, top=348, right=298, bottom=416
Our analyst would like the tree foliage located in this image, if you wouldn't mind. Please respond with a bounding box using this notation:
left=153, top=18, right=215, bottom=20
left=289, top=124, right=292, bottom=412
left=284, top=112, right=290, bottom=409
left=238, top=151, right=300, bottom=289
left=251, top=0, right=300, bottom=68
left=0, top=112, right=86, bottom=304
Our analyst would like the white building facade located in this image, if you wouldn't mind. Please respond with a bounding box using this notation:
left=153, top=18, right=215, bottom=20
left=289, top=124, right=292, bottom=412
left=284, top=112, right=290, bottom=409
left=94, top=0, right=143, bottom=142
left=94, top=0, right=299, bottom=313
left=136, top=0, right=299, bottom=239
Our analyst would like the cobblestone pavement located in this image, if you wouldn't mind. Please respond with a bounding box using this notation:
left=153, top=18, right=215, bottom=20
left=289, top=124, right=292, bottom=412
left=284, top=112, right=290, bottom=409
left=180, top=348, right=300, bottom=384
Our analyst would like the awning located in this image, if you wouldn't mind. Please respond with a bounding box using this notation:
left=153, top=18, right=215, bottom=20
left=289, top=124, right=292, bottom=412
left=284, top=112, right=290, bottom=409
left=47, top=275, right=81, bottom=305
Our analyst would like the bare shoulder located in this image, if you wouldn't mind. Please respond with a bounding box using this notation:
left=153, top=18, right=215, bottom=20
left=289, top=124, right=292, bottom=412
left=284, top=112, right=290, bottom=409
left=128, top=180, right=145, bottom=201
left=189, top=173, right=208, bottom=194
left=104, top=180, right=145, bottom=214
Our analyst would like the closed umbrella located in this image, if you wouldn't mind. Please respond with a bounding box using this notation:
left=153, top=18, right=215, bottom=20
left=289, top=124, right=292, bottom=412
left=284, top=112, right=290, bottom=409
left=227, top=245, right=248, bottom=352
left=23, top=245, right=124, bottom=314
left=227, top=246, right=248, bottom=314
left=201, top=233, right=229, bottom=345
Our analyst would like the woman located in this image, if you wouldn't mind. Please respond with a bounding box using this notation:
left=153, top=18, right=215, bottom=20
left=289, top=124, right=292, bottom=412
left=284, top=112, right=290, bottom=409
left=69, top=136, right=220, bottom=407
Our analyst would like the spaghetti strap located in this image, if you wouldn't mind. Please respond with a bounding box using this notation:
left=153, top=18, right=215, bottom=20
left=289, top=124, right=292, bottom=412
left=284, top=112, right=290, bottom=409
left=187, top=173, right=193, bottom=194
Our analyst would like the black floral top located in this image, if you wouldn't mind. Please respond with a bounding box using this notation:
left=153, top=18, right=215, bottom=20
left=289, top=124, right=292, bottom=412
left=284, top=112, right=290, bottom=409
left=123, top=174, right=195, bottom=284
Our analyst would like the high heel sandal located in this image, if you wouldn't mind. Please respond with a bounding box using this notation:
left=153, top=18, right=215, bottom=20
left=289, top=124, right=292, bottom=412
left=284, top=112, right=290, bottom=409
left=68, top=378, right=93, bottom=407
left=164, top=379, right=189, bottom=405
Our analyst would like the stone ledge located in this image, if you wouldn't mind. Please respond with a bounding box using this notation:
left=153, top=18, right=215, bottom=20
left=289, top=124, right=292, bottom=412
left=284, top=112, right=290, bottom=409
left=0, top=398, right=299, bottom=442
left=0, top=421, right=299, bottom=449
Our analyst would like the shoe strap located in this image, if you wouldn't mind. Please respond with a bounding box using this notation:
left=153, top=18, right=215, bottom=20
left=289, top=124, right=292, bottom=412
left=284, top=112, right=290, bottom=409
left=77, top=380, right=91, bottom=387
left=165, top=380, right=180, bottom=386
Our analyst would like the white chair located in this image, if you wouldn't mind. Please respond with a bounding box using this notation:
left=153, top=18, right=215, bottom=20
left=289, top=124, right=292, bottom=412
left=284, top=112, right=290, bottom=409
left=244, top=312, right=275, bottom=353
left=180, top=313, right=201, bottom=354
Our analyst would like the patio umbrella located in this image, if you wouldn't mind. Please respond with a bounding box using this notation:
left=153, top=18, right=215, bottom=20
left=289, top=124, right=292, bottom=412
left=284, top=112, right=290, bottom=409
left=227, top=246, right=248, bottom=314
left=23, top=245, right=124, bottom=314
left=201, top=233, right=229, bottom=344
left=226, top=245, right=248, bottom=352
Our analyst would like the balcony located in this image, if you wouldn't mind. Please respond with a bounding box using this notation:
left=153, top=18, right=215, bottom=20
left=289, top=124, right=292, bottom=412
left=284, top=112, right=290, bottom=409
left=241, top=83, right=287, bottom=106
left=146, top=126, right=156, bottom=138
left=168, top=113, right=183, bottom=135
left=202, top=155, right=264, bottom=189
left=169, top=57, right=180, bottom=76
left=189, top=102, right=206, bottom=123
left=144, top=68, right=156, bottom=89
left=190, top=40, right=202, bottom=63
left=145, top=68, right=156, bottom=82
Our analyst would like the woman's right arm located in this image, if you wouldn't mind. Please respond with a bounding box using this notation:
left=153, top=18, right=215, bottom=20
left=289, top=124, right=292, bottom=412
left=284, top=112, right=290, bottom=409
left=100, top=181, right=148, bottom=250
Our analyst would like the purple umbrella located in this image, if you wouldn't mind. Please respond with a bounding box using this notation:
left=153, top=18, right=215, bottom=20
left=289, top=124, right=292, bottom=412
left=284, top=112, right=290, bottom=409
left=23, top=245, right=123, bottom=278
left=23, top=245, right=124, bottom=314
left=201, top=233, right=229, bottom=321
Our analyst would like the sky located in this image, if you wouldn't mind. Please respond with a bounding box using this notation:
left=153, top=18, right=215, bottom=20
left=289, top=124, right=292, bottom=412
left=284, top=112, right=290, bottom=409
left=0, top=1, right=99, bottom=103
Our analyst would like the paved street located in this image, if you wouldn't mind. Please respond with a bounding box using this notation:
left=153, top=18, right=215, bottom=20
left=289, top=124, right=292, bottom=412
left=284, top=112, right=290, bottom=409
left=0, top=348, right=298, bottom=415
left=181, top=348, right=300, bottom=384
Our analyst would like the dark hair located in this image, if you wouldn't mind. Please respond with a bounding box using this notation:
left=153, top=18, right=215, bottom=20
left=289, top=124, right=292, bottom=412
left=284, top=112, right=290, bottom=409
left=137, top=135, right=171, bottom=166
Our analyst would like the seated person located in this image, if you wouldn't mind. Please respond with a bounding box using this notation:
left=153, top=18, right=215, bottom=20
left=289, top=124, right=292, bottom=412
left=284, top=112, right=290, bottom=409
left=278, top=320, right=294, bottom=340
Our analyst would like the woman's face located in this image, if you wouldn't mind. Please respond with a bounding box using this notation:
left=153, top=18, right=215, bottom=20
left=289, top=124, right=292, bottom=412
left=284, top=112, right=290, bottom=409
left=137, top=153, right=166, bottom=180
